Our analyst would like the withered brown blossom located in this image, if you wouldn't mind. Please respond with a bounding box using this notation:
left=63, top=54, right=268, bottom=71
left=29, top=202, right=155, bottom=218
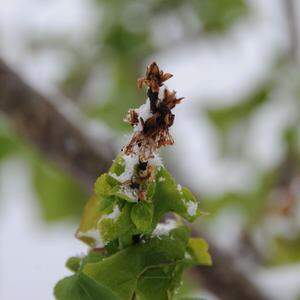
left=137, top=62, right=173, bottom=93
left=123, top=62, right=184, bottom=162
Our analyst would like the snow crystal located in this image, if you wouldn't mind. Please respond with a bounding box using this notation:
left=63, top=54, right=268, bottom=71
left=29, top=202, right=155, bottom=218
left=177, top=184, right=182, bottom=192
left=158, top=86, right=166, bottom=100
left=119, top=185, right=138, bottom=202
left=105, top=205, right=121, bottom=220
left=109, top=154, right=138, bottom=183
left=134, top=99, right=153, bottom=132
left=152, top=219, right=177, bottom=237
left=98, top=205, right=122, bottom=225
left=158, top=177, right=165, bottom=182
left=149, top=154, right=163, bottom=166
left=186, top=201, right=197, bottom=216
left=77, top=229, right=105, bottom=248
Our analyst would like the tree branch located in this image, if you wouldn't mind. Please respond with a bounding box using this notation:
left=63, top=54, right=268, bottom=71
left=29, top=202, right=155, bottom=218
left=283, top=0, right=299, bottom=63
left=0, top=59, right=115, bottom=190
left=193, top=237, right=269, bottom=300
left=0, top=58, right=269, bottom=300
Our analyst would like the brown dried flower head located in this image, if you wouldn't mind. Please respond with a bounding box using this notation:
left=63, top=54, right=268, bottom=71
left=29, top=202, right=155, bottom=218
left=123, top=62, right=184, bottom=162
left=137, top=62, right=173, bottom=93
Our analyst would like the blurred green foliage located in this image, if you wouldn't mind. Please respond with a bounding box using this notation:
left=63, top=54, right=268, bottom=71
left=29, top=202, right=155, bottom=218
left=58, top=0, right=248, bottom=131
left=32, top=159, right=87, bottom=222
left=206, top=82, right=273, bottom=154
left=0, top=119, right=87, bottom=222
left=196, top=0, right=247, bottom=32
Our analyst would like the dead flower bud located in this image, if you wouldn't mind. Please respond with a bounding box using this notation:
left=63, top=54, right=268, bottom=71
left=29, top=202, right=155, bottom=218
left=124, top=109, right=139, bottom=126
left=137, top=62, right=173, bottom=92
left=124, top=62, right=183, bottom=162
left=163, top=89, right=184, bottom=110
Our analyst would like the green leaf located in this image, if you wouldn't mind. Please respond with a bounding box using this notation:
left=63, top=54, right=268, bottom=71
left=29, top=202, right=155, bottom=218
left=81, top=251, right=106, bottom=268
left=98, top=203, right=138, bottom=243
left=83, top=227, right=190, bottom=300
left=94, top=174, right=120, bottom=198
left=187, top=238, right=212, bottom=266
left=95, top=172, right=138, bottom=203
left=131, top=202, right=153, bottom=231
left=76, top=195, right=103, bottom=246
left=153, top=167, right=201, bottom=224
left=54, top=272, right=120, bottom=300
left=66, top=257, right=82, bottom=273
left=109, top=154, right=125, bottom=176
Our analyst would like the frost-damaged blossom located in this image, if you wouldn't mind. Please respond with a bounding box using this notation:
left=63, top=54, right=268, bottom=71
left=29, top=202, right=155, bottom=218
left=137, top=62, right=173, bottom=93
left=123, top=62, right=184, bottom=162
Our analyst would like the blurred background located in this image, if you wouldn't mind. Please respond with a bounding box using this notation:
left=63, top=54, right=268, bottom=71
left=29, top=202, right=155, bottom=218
left=1, top=0, right=300, bottom=299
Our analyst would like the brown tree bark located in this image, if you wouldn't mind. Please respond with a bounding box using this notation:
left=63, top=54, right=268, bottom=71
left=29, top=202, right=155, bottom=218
left=0, top=58, right=269, bottom=300
left=0, top=59, right=115, bottom=190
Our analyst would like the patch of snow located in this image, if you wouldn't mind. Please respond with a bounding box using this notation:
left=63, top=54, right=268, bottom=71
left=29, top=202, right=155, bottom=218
left=158, top=86, right=166, bottom=100
left=149, top=154, right=163, bottom=166
left=105, top=205, right=121, bottom=220
left=152, top=219, right=177, bottom=237
left=109, top=154, right=138, bottom=183
left=177, top=184, right=182, bottom=192
left=186, top=201, right=197, bottom=216
left=119, top=185, right=138, bottom=202
left=134, top=99, right=153, bottom=132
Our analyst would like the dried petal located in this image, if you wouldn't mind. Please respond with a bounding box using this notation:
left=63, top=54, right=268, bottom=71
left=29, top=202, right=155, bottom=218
left=161, top=72, right=173, bottom=82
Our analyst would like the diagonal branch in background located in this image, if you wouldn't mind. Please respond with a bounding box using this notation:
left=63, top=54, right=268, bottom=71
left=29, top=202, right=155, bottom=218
left=0, top=58, right=269, bottom=300
left=0, top=59, right=115, bottom=190
left=193, top=236, right=269, bottom=300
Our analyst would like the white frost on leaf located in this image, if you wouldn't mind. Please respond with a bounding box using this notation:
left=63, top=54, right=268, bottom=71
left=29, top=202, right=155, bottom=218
left=119, top=185, right=138, bottom=202
left=105, top=205, right=121, bottom=220
left=99, top=205, right=122, bottom=225
left=152, top=219, right=177, bottom=238
left=77, top=229, right=105, bottom=248
left=186, top=201, right=198, bottom=216
left=109, top=154, right=139, bottom=183
left=177, top=184, right=182, bottom=192
left=149, top=153, right=163, bottom=167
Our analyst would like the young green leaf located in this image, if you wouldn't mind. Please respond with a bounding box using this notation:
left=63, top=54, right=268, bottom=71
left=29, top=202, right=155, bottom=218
left=131, top=202, right=153, bottom=231
left=66, top=257, right=82, bottom=273
left=187, top=238, right=212, bottom=266
left=153, top=167, right=202, bottom=224
left=83, top=227, right=190, bottom=300
left=54, top=272, right=120, bottom=300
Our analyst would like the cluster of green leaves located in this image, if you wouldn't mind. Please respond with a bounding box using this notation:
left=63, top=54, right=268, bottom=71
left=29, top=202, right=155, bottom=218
left=55, top=155, right=210, bottom=299
left=56, top=227, right=210, bottom=300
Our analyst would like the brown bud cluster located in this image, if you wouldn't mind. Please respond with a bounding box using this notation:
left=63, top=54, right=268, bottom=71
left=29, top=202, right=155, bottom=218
left=123, top=62, right=184, bottom=162
left=137, top=62, right=173, bottom=93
